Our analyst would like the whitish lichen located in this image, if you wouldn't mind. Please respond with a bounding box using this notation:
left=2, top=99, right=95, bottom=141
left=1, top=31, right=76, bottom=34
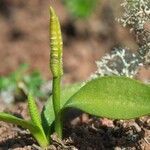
left=92, top=0, right=149, bottom=80
left=118, top=0, right=150, bottom=64
left=91, top=48, right=142, bottom=79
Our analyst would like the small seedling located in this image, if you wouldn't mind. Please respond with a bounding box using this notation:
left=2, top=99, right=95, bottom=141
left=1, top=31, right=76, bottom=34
left=0, top=7, right=149, bottom=148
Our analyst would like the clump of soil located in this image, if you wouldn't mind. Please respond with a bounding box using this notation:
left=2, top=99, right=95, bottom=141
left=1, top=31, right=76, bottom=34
left=64, top=115, right=150, bottom=150
left=0, top=122, right=35, bottom=150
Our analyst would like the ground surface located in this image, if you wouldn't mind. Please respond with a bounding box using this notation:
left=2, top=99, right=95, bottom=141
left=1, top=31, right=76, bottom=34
left=0, top=0, right=149, bottom=149
left=0, top=103, right=149, bottom=150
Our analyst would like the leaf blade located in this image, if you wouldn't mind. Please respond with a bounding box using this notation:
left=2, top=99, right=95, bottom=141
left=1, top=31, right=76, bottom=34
left=0, top=112, right=37, bottom=130
left=28, top=92, right=41, bottom=128
left=65, top=76, right=150, bottom=119
left=0, top=112, right=49, bottom=147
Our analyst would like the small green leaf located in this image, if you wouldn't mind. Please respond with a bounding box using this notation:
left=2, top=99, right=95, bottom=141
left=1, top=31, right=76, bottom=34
left=63, top=0, right=98, bottom=18
left=28, top=92, right=42, bottom=128
left=28, top=92, right=49, bottom=146
left=65, top=76, right=150, bottom=119
left=41, top=82, right=83, bottom=134
left=23, top=71, right=44, bottom=97
left=0, top=112, right=49, bottom=147
left=0, top=112, right=37, bottom=130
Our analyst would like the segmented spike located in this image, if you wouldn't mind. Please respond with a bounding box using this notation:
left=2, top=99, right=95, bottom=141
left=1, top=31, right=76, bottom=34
left=49, top=7, right=63, bottom=77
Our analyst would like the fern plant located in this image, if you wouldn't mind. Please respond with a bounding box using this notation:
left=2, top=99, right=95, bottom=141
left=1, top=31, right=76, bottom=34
left=0, top=7, right=149, bottom=148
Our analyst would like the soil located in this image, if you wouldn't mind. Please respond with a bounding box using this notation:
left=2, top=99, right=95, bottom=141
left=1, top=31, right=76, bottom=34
left=0, top=0, right=149, bottom=150
left=0, top=103, right=149, bottom=150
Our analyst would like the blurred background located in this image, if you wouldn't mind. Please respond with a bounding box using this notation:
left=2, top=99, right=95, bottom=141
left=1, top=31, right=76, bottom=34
left=2, top=0, right=150, bottom=104
left=0, top=0, right=138, bottom=83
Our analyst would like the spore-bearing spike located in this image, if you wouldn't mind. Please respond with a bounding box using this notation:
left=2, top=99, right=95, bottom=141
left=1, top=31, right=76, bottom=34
left=49, top=7, right=63, bottom=77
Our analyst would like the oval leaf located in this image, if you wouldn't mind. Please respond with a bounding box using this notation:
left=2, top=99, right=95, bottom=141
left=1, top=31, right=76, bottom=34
left=65, top=76, right=150, bottom=119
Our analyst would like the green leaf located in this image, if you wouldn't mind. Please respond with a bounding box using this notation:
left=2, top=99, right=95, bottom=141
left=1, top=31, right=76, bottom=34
left=0, top=112, right=49, bottom=147
left=27, top=93, right=49, bottom=146
left=64, top=76, right=150, bottom=119
left=28, top=92, right=42, bottom=128
left=63, top=0, right=98, bottom=18
left=10, top=63, right=28, bottom=83
left=0, top=112, right=36, bottom=130
left=23, top=71, right=44, bottom=97
left=41, top=82, right=83, bottom=134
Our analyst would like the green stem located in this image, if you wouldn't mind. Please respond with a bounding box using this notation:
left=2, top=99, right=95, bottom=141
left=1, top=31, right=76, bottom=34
left=55, top=113, right=62, bottom=138
left=52, top=76, right=62, bottom=138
